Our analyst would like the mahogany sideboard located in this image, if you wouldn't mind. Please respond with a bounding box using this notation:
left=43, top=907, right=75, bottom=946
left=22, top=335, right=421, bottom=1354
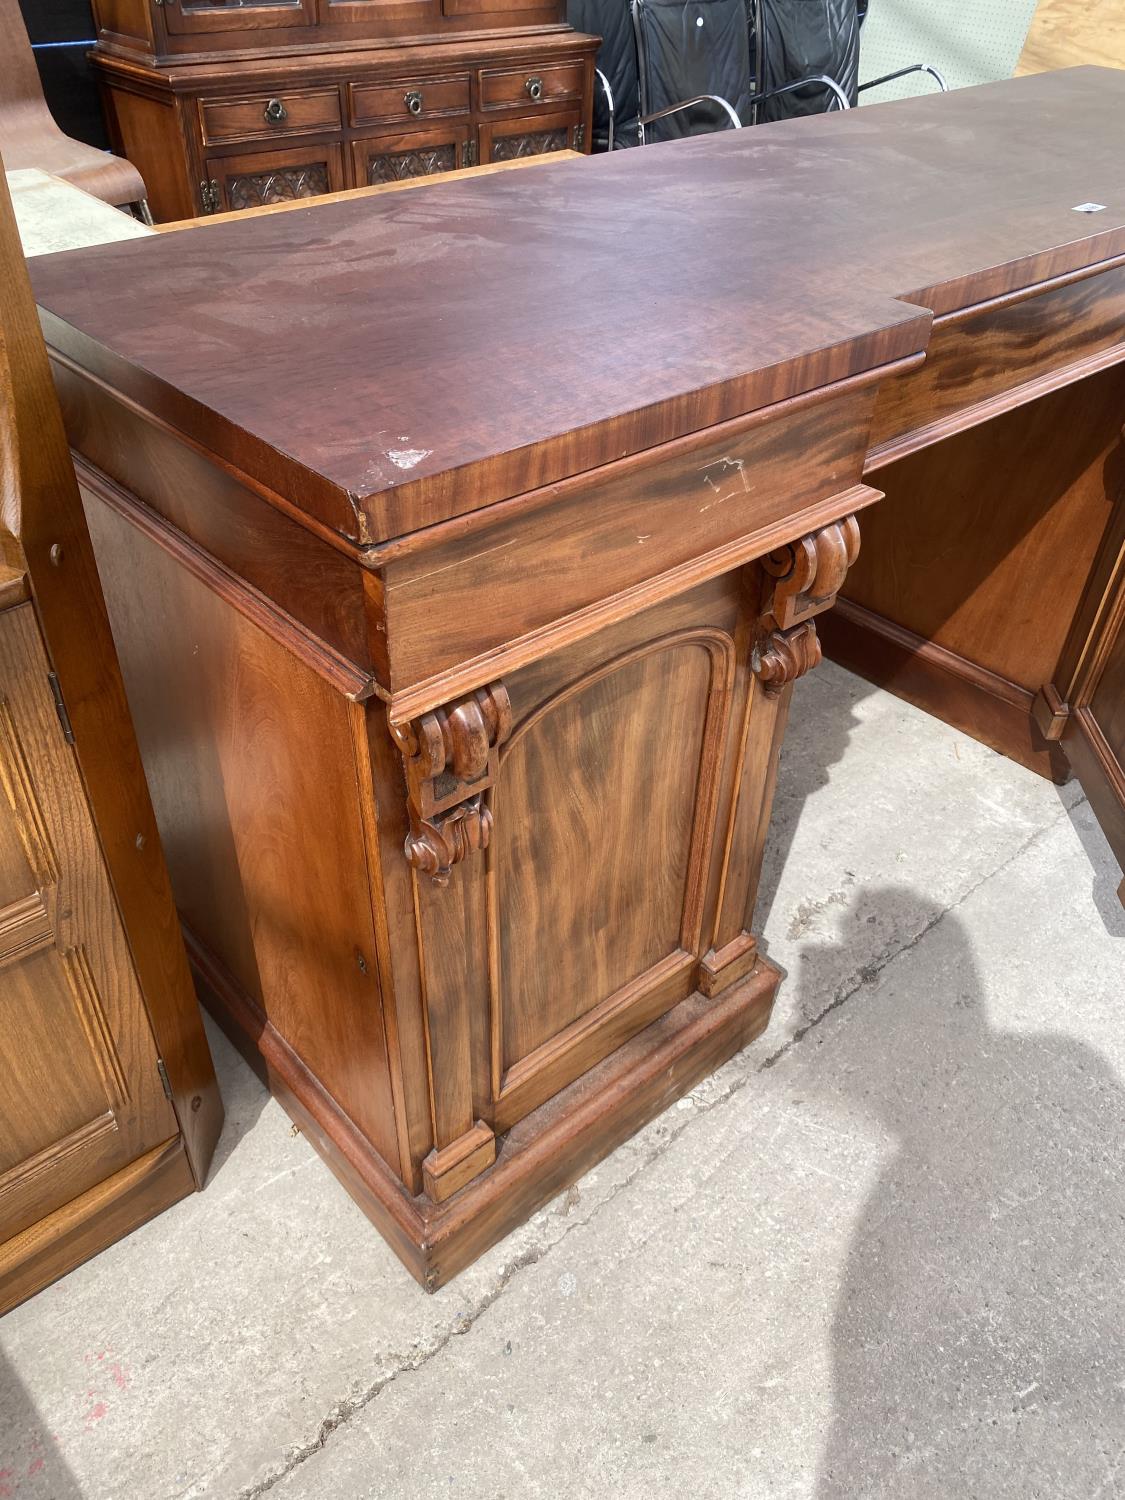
left=0, top=167, right=220, bottom=1316
left=28, top=67, right=1125, bottom=1289
left=88, top=0, right=596, bottom=222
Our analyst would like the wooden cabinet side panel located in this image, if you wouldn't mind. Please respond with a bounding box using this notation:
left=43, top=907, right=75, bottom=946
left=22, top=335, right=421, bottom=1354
left=55, top=391, right=372, bottom=674
left=91, top=0, right=155, bottom=49
left=100, top=85, right=197, bottom=222
left=83, top=495, right=402, bottom=1174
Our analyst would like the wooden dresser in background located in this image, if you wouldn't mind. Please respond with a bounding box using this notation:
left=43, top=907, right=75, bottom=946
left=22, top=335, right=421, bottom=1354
left=0, top=166, right=221, bottom=1315
left=87, top=0, right=597, bottom=221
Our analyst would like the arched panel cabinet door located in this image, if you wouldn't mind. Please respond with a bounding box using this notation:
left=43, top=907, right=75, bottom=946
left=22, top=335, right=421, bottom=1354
left=486, top=623, right=737, bottom=1131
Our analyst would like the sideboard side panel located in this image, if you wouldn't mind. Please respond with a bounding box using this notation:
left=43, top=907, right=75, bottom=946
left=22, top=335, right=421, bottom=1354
left=83, top=489, right=402, bottom=1173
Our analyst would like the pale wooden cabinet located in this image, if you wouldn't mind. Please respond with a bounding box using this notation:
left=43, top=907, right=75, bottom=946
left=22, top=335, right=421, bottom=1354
left=0, top=169, right=221, bottom=1315
left=0, top=602, right=178, bottom=1246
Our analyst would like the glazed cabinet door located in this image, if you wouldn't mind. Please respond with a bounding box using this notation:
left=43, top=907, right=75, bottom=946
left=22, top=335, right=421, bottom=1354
left=201, top=143, right=344, bottom=214
left=0, top=604, right=177, bottom=1246
left=160, top=0, right=315, bottom=36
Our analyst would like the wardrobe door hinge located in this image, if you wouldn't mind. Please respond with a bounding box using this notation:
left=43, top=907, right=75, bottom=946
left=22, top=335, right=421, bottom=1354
left=200, top=180, right=220, bottom=215
left=47, top=671, right=75, bottom=744
left=463, top=139, right=478, bottom=168
left=157, top=1058, right=174, bottom=1101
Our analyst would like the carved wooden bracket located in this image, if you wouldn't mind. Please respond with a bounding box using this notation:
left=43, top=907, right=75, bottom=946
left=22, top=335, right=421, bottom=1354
left=753, top=514, right=861, bottom=694
left=389, top=682, right=512, bottom=887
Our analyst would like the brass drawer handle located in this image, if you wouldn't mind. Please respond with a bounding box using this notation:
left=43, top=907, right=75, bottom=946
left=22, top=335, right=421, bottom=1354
left=264, top=98, right=287, bottom=124
left=405, top=90, right=424, bottom=116
left=526, top=76, right=543, bottom=102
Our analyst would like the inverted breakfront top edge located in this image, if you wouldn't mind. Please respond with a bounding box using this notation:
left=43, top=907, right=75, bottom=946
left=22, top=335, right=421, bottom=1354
left=29, top=68, right=1125, bottom=546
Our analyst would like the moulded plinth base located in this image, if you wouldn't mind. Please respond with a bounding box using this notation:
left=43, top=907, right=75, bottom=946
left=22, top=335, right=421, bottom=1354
left=189, top=931, right=781, bottom=1291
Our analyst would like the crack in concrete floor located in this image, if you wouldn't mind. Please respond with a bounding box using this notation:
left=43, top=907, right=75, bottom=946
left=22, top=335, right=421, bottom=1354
left=238, top=794, right=1086, bottom=1500
left=762, top=795, right=1084, bottom=1071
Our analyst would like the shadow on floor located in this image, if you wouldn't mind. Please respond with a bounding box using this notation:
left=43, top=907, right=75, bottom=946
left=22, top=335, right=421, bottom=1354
left=0, top=1350, right=83, bottom=1497
left=1057, top=791, right=1125, bottom=939
left=797, top=888, right=1125, bottom=1498
left=753, top=665, right=872, bottom=933
left=196, top=1012, right=272, bottom=1185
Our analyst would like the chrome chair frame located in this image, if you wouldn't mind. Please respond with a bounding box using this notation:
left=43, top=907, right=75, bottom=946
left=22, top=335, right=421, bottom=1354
left=857, top=62, right=948, bottom=95
left=855, top=4, right=948, bottom=96
left=637, top=92, right=742, bottom=145
left=594, top=66, right=617, bottom=151
left=746, top=0, right=947, bottom=128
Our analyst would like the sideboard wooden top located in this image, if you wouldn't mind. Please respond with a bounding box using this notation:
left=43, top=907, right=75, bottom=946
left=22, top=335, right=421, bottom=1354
left=30, top=66, right=1125, bottom=547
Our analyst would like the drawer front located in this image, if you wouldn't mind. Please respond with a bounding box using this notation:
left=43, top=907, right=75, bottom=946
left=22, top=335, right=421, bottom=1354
left=200, top=88, right=342, bottom=146
left=479, top=62, right=584, bottom=111
left=352, top=76, right=477, bottom=126
left=378, top=383, right=878, bottom=693
left=349, top=77, right=471, bottom=127
left=867, top=262, right=1125, bottom=466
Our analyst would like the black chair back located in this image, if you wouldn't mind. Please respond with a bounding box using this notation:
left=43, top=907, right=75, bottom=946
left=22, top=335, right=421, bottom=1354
left=752, top=0, right=859, bottom=121
left=632, top=0, right=752, bottom=143
left=568, top=0, right=641, bottom=148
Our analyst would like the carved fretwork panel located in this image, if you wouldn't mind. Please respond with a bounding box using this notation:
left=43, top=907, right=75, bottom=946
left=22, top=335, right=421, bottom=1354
left=228, top=163, right=330, bottom=211
left=490, top=129, right=569, bottom=162
left=389, top=682, right=512, bottom=887
left=753, top=514, right=861, bottom=694
left=367, top=145, right=458, bottom=185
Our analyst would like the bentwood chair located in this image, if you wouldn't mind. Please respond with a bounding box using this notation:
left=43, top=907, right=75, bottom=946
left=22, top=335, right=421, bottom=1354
left=0, top=0, right=151, bottom=216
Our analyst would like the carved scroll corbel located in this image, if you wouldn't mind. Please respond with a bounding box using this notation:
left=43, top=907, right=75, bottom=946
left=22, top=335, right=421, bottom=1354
left=388, top=682, right=512, bottom=887
left=753, top=514, right=861, bottom=694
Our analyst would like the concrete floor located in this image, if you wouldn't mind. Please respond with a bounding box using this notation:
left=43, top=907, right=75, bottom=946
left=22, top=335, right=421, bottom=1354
left=1, top=661, right=1122, bottom=1500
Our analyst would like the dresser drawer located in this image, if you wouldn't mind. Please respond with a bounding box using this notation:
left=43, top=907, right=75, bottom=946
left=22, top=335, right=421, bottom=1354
left=349, top=77, right=470, bottom=127
left=867, top=262, right=1125, bottom=466
left=479, top=62, right=584, bottom=110
left=200, top=89, right=342, bottom=146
